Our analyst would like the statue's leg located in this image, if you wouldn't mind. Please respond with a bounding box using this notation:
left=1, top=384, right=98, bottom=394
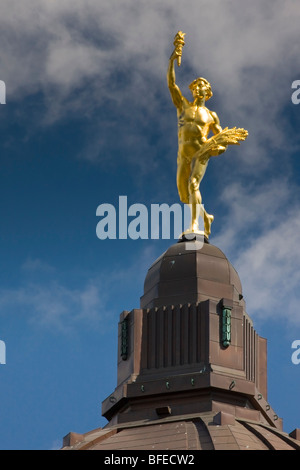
left=176, top=157, right=190, bottom=204
left=188, top=158, right=213, bottom=236
left=188, top=174, right=201, bottom=231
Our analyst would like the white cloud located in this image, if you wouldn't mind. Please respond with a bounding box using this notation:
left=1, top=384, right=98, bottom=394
left=0, top=244, right=159, bottom=334
left=21, top=257, right=56, bottom=274
left=235, top=214, right=300, bottom=326
left=211, top=177, right=300, bottom=327
left=0, top=0, right=298, bottom=209
left=212, top=177, right=293, bottom=253
left=0, top=280, right=109, bottom=333
left=1, top=0, right=299, bottom=159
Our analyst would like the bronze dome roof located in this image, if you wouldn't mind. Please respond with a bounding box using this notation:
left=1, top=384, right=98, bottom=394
left=62, top=411, right=300, bottom=451
left=141, top=240, right=243, bottom=309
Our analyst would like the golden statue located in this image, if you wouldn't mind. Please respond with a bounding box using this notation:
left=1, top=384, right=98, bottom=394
left=168, top=32, right=248, bottom=239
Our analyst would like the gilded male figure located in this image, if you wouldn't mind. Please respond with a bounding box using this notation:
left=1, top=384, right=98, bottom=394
left=167, top=32, right=248, bottom=240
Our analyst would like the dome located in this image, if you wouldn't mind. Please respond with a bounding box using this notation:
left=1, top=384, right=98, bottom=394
left=62, top=411, right=300, bottom=450
left=141, top=239, right=243, bottom=309
left=62, top=240, right=300, bottom=452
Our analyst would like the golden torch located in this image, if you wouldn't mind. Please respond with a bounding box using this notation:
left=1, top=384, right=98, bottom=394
left=173, top=31, right=185, bottom=67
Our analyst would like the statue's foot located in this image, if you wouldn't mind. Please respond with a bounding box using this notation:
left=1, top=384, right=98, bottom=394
left=190, top=222, right=200, bottom=232
left=182, top=222, right=203, bottom=236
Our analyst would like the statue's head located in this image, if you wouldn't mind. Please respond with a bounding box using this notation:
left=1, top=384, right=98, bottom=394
left=189, top=77, right=213, bottom=101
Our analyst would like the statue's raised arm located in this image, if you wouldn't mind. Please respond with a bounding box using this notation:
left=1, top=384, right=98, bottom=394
left=167, top=31, right=185, bottom=110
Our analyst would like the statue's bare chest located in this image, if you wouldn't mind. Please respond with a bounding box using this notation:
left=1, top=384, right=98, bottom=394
left=183, top=105, right=213, bottom=126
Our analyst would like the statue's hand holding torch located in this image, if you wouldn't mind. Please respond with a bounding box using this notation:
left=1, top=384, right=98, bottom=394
left=172, top=31, right=185, bottom=67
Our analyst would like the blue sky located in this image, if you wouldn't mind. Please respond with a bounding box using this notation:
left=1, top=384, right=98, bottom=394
left=0, top=0, right=300, bottom=450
